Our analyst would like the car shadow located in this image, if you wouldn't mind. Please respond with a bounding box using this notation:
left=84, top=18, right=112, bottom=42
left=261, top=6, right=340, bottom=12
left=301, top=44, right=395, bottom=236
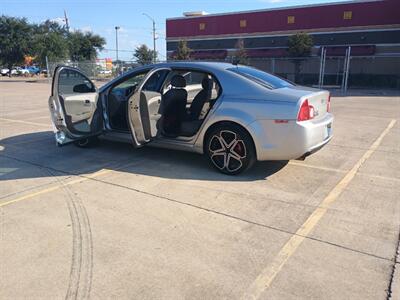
left=0, top=131, right=288, bottom=182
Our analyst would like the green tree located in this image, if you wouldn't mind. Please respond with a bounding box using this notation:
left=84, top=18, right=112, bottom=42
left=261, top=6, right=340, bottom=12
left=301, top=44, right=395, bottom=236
left=0, top=16, right=32, bottom=72
left=232, top=39, right=248, bottom=65
left=174, top=40, right=191, bottom=60
left=133, top=44, right=156, bottom=65
left=287, top=32, right=314, bottom=83
left=67, top=30, right=106, bottom=61
left=31, top=20, right=69, bottom=67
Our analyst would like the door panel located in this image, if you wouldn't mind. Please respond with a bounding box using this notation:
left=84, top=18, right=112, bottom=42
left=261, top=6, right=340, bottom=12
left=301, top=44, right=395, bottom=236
left=142, top=91, right=162, bottom=138
left=128, top=68, right=170, bottom=147
left=49, top=66, right=102, bottom=145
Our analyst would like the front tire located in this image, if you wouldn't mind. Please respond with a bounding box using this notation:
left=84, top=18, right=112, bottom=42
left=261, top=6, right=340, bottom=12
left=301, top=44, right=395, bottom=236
left=205, top=124, right=256, bottom=175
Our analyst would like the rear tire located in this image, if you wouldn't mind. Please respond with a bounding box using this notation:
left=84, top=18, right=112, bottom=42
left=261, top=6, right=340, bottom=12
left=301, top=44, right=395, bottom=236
left=205, top=124, right=256, bottom=175
left=73, top=136, right=98, bottom=148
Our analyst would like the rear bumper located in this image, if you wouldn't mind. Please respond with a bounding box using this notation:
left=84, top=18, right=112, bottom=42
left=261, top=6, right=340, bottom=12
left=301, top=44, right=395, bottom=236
left=247, top=113, right=334, bottom=161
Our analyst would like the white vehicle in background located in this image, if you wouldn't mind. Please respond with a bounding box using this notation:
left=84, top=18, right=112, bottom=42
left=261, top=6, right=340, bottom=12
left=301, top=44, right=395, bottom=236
left=1, top=68, right=10, bottom=76
left=99, top=69, right=112, bottom=75
left=1, top=68, right=19, bottom=76
left=17, top=67, right=30, bottom=75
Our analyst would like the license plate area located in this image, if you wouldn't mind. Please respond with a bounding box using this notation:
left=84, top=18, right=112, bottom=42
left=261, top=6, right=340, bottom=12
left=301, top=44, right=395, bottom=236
left=325, top=123, right=332, bottom=139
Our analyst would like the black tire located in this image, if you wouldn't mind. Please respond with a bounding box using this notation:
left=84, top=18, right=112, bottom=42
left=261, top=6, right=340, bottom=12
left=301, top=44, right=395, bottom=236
left=205, top=123, right=256, bottom=175
left=73, top=136, right=98, bottom=148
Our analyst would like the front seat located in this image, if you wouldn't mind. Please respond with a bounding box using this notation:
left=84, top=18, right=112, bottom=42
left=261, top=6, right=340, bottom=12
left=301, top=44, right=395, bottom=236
left=160, top=75, right=188, bottom=134
left=188, top=76, right=213, bottom=121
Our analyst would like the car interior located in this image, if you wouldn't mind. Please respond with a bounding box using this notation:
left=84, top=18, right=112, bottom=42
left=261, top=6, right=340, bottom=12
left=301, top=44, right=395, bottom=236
left=107, top=69, right=221, bottom=138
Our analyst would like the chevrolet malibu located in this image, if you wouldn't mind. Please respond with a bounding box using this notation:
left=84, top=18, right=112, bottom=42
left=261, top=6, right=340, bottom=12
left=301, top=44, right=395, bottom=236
left=48, top=62, right=333, bottom=175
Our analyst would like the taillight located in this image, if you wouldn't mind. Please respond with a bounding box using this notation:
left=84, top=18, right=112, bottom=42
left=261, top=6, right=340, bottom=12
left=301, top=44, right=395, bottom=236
left=297, top=99, right=314, bottom=121
left=327, top=94, right=331, bottom=112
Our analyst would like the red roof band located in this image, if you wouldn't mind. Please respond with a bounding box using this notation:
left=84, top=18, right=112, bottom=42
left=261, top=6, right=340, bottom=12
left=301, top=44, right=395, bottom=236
left=166, top=0, right=400, bottom=39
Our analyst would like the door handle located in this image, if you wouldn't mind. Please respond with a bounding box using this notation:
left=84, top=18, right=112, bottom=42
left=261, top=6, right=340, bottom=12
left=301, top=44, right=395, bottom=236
left=84, top=99, right=90, bottom=106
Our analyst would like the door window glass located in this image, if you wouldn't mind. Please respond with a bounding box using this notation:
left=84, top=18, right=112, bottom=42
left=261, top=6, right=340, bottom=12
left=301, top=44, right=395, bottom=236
left=58, top=68, right=95, bottom=95
left=113, top=72, right=147, bottom=92
left=142, top=69, right=169, bottom=92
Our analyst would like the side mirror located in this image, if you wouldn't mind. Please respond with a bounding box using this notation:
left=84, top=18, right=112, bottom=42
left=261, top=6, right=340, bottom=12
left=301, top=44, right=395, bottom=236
left=73, top=83, right=95, bottom=93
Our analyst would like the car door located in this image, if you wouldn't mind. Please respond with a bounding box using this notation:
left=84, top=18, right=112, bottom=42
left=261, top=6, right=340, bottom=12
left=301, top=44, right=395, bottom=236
left=127, top=67, right=170, bottom=147
left=49, top=66, right=102, bottom=145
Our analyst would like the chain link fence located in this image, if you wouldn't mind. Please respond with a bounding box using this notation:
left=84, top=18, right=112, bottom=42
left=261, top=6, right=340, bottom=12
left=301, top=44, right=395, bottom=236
left=247, top=56, right=400, bottom=89
left=48, top=55, right=400, bottom=90
left=47, top=60, right=139, bottom=81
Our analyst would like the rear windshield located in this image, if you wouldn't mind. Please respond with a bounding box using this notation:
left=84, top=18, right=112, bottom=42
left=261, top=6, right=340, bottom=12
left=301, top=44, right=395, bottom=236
left=228, top=66, right=293, bottom=89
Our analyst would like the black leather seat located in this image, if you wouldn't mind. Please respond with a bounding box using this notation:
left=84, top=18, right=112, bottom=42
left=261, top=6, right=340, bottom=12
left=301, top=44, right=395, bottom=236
left=188, top=76, right=213, bottom=121
left=160, top=75, right=188, bottom=134
left=180, top=76, right=214, bottom=137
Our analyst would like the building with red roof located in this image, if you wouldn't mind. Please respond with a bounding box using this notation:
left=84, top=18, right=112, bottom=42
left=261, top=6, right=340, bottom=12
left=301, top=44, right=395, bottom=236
left=166, top=0, right=400, bottom=60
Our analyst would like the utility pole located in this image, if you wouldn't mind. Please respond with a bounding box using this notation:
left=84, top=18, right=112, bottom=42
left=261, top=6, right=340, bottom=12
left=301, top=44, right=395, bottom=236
left=64, top=10, right=70, bottom=32
left=115, top=26, right=120, bottom=62
left=115, top=26, right=120, bottom=74
left=142, top=13, right=157, bottom=63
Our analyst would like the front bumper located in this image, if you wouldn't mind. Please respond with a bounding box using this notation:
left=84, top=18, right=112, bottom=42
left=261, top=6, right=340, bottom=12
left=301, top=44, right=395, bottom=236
left=247, top=113, right=334, bottom=161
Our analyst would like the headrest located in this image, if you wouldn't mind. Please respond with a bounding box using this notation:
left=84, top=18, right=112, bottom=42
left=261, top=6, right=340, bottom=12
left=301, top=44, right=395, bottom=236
left=201, top=76, right=213, bottom=90
left=171, top=75, right=186, bottom=88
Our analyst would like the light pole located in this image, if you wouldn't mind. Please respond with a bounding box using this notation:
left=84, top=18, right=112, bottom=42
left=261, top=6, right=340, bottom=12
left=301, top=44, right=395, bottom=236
left=142, top=13, right=157, bottom=63
left=115, top=26, right=120, bottom=62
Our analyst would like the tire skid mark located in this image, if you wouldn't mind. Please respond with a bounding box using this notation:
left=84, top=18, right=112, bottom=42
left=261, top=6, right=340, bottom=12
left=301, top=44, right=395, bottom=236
left=46, top=169, right=93, bottom=300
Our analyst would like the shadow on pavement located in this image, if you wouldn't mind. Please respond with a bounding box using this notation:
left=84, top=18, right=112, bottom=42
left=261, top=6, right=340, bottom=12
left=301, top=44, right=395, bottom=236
left=0, top=131, right=288, bottom=182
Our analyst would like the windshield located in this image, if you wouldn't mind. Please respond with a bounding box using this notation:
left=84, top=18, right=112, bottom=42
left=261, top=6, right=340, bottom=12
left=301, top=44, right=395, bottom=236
left=228, top=66, right=293, bottom=89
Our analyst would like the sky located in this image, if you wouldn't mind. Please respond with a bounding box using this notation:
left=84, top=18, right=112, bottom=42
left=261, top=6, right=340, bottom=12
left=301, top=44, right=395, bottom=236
left=1, top=0, right=350, bottom=61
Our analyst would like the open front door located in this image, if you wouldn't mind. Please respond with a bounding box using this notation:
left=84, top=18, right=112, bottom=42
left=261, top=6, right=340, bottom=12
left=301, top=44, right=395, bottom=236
left=128, top=67, right=170, bottom=147
left=49, top=66, right=103, bottom=145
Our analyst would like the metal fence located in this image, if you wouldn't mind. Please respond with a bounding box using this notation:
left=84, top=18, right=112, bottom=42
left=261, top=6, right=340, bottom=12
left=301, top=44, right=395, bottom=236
left=248, top=55, right=400, bottom=90
left=48, top=54, right=400, bottom=90
left=47, top=60, right=139, bottom=80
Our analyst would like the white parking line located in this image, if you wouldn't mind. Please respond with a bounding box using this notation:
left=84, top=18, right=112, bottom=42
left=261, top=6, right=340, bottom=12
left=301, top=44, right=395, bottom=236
left=0, top=117, right=50, bottom=127
left=242, top=119, right=397, bottom=300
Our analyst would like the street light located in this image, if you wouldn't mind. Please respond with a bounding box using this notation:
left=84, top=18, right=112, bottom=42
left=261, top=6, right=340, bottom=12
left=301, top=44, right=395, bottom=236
left=142, top=13, right=157, bottom=63
left=115, top=26, right=120, bottom=62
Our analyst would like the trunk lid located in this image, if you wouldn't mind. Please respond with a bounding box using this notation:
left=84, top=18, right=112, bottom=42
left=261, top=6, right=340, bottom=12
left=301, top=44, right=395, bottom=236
left=286, top=86, right=330, bottom=120
left=302, top=90, right=330, bottom=120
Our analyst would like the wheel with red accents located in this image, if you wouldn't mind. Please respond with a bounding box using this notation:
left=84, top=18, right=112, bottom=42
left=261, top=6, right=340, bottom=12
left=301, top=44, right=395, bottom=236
left=205, top=124, right=256, bottom=175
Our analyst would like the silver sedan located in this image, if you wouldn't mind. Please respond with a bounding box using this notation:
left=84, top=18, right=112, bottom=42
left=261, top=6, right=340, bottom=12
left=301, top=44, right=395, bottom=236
left=49, top=62, right=333, bottom=174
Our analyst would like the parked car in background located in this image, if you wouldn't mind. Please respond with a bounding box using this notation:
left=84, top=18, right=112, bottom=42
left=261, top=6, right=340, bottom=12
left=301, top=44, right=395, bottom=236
left=48, top=62, right=333, bottom=174
left=99, top=69, right=112, bottom=75
left=1, top=68, right=9, bottom=76
left=1, top=68, right=19, bottom=76
left=27, top=66, right=40, bottom=75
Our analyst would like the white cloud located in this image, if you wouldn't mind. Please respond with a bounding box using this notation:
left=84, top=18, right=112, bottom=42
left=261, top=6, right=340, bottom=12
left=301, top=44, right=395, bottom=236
left=80, top=26, right=92, bottom=33
left=48, top=17, right=66, bottom=25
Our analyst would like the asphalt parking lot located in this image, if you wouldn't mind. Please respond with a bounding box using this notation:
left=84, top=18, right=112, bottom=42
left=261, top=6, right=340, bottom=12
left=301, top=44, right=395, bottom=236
left=0, top=80, right=399, bottom=300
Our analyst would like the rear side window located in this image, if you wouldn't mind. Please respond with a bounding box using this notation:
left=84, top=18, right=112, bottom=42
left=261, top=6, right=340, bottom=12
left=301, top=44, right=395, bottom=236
left=228, top=66, right=293, bottom=89
left=163, top=70, right=221, bottom=101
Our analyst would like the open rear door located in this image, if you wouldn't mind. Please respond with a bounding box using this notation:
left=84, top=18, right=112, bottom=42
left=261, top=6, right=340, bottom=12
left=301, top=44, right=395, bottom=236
left=128, top=67, right=170, bottom=147
left=49, top=66, right=103, bottom=145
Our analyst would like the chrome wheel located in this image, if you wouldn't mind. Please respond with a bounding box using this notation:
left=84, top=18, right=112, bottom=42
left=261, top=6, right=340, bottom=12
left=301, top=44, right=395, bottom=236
left=209, top=130, right=247, bottom=173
